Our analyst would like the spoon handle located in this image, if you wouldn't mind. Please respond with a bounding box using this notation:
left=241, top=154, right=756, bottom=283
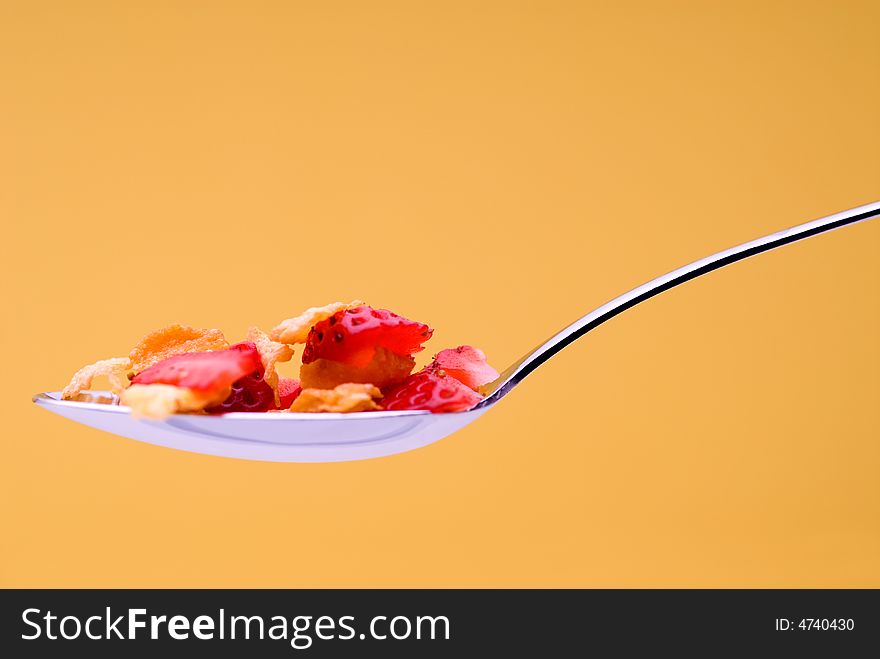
left=481, top=200, right=880, bottom=405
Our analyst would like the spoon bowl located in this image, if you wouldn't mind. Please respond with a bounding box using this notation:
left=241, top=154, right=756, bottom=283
left=34, top=200, right=880, bottom=462
left=33, top=391, right=487, bottom=462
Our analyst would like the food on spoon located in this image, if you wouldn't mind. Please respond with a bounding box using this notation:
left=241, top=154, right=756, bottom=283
left=205, top=369, right=276, bottom=414
left=121, top=384, right=230, bottom=419
left=271, top=300, right=363, bottom=345
left=298, top=305, right=432, bottom=389
left=128, top=324, right=228, bottom=375
left=61, top=301, right=496, bottom=417
left=204, top=335, right=294, bottom=414
left=277, top=377, right=303, bottom=408
left=62, top=357, right=131, bottom=400
left=301, top=306, right=432, bottom=368
left=428, top=345, right=500, bottom=391
left=299, top=346, right=415, bottom=390
left=288, top=383, right=382, bottom=413
left=245, top=326, right=294, bottom=404
left=382, top=369, right=483, bottom=413
left=131, top=342, right=262, bottom=391
left=128, top=342, right=265, bottom=417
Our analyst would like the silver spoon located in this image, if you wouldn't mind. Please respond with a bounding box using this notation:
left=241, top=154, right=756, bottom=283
left=34, top=200, right=880, bottom=462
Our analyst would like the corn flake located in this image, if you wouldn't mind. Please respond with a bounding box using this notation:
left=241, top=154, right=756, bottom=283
left=120, top=384, right=230, bottom=419
left=246, top=326, right=294, bottom=405
left=299, top=347, right=414, bottom=390
left=270, top=300, right=363, bottom=345
left=289, top=383, right=382, bottom=413
left=62, top=357, right=131, bottom=400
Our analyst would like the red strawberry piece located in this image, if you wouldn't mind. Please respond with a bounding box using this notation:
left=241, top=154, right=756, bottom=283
left=429, top=345, right=499, bottom=391
left=382, top=370, right=483, bottom=413
left=131, top=342, right=262, bottom=392
left=277, top=377, right=302, bottom=409
left=302, top=306, right=432, bottom=368
left=206, top=370, right=276, bottom=414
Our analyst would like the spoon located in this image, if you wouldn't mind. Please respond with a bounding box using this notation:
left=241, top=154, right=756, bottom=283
left=34, top=200, right=880, bottom=462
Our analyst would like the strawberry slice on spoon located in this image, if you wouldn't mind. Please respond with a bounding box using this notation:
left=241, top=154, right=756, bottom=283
left=132, top=342, right=262, bottom=392
left=428, top=345, right=500, bottom=392
left=302, top=306, right=432, bottom=368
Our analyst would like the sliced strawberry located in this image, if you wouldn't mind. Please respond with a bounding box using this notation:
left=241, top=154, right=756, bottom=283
left=302, top=306, right=432, bottom=369
left=429, top=345, right=499, bottom=391
left=278, top=377, right=303, bottom=409
left=131, top=342, right=262, bottom=392
left=382, top=370, right=483, bottom=413
left=206, top=369, right=276, bottom=414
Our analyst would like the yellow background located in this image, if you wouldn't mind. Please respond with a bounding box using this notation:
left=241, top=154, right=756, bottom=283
left=2, top=1, right=878, bottom=587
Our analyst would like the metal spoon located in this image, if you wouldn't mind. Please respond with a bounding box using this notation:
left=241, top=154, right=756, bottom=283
left=34, top=200, right=880, bottom=462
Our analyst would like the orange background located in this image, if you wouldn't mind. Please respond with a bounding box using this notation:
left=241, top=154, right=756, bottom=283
left=1, top=1, right=878, bottom=587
